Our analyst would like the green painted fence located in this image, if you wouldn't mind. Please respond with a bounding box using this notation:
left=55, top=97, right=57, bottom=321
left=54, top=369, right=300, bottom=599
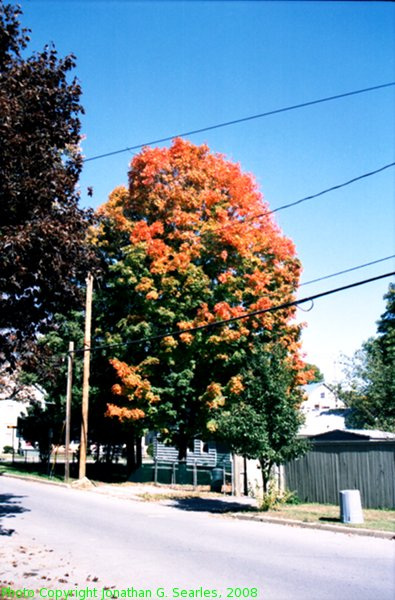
left=284, top=441, right=395, bottom=509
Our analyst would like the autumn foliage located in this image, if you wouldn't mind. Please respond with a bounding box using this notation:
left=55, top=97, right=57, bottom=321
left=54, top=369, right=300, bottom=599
left=97, top=138, right=310, bottom=457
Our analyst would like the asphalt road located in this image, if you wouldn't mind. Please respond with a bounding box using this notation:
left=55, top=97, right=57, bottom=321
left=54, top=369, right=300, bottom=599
left=0, top=476, right=394, bottom=600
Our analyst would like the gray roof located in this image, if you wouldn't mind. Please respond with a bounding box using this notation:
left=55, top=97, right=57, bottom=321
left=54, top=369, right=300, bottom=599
left=308, top=428, right=395, bottom=441
left=346, top=429, right=395, bottom=440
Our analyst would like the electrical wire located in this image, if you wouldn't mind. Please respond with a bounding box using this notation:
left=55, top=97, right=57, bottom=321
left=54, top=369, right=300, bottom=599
left=207, top=161, right=395, bottom=232
left=300, top=255, right=395, bottom=287
left=39, top=256, right=394, bottom=362
left=297, top=300, right=314, bottom=313
left=267, top=163, right=395, bottom=217
left=83, top=82, right=395, bottom=163
left=72, top=270, right=395, bottom=356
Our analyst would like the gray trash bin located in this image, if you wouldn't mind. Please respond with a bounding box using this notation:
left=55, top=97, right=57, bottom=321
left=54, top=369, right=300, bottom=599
left=339, top=489, right=364, bottom=524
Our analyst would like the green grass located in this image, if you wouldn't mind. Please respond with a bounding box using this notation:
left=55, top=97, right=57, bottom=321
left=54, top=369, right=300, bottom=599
left=258, top=502, right=395, bottom=533
left=0, top=462, right=64, bottom=482
left=0, top=458, right=129, bottom=483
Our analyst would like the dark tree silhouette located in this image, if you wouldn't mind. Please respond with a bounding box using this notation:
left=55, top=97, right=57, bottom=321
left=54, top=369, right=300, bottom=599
left=0, top=1, right=98, bottom=365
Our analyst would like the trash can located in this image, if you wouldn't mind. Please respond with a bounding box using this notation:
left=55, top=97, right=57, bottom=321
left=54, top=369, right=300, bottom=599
left=210, top=467, right=224, bottom=493
left=339, top=489, right=364, bottom=524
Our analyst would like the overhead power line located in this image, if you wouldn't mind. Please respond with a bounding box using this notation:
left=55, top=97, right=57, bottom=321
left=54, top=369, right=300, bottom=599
left=300, top=255, right=395, bottom=287
left=268, top=162, right=395, bottom=216
left=73, top=270, right=395, bottom=357
left=210, top=161, right=395, bottom=231
left=83, top=82, right=395, bottom=163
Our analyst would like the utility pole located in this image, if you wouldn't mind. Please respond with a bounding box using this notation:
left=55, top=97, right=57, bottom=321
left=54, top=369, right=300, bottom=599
left=79, top=273, right=93, bottom=480
left=64, top=340, right=74, bottom=483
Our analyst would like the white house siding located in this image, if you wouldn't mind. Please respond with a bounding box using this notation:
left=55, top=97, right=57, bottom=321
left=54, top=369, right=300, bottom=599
left=0, top=376, right=44, bottom=453
left=301, top=382, right=344, bottom=413
left=0, top=399, right=28, bottom=451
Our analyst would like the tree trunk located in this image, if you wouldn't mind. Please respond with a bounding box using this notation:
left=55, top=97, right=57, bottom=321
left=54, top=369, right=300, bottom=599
left=136, top=436, right=142, bottom=469
left=259, top=458, right=273, bottom=494
left=178, top=442, right=187, bottom=461
left=126, top=434, right=136, bottom=472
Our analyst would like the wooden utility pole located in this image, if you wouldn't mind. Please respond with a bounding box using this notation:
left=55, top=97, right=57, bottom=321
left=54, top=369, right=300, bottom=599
left=79, top=273, right=93, bottom=480
left=64, top=340, right=74, bottom=483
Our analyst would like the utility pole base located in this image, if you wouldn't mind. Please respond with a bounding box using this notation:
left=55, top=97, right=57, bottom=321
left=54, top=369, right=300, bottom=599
left=71, top=476, right=95, bottom=489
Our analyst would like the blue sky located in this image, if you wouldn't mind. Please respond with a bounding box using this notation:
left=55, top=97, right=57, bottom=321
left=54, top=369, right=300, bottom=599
left=21, top=0, right=395, bottom=381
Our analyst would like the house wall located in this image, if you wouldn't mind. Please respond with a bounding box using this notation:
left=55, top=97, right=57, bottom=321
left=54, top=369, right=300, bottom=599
left=284, top=440, right=395, bottom=509
left=153, top=438, right=232, bottom=469
left=1, top=376, right=44, bottom=453
left=0, top=399, right=28, bottom=452
left=301, top=383, right=344, bottom=412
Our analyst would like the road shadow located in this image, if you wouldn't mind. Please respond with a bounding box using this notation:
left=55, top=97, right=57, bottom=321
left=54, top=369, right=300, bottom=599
left=0, top=493, right=30, bottom=536
left=166, top=497, right=257, bottom=514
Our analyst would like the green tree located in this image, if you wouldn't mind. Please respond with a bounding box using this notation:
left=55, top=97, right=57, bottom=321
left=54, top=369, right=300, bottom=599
left=19, top=310, right=136, bottom=469
left=0, top=1, right=98, bottom=366
left=340, top=284, right=395, bottom=431
left=216, top=344, right=308, bottom=495
left=377, top=283, right=395, bottom=362
left=18, top=402, right=59, bottom=466
left=17, top=312, right=85, bottom=466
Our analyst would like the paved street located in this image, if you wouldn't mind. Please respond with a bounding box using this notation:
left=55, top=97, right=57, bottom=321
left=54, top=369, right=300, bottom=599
left=0, top=476, right=394, bottom=600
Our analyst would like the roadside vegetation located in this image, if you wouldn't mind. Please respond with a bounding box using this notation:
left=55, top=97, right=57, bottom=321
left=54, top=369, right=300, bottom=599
left=255, top=502, right=395, bottom=533
left=0, top=462, right=64, bottom=482
left=0, top=458, right=127, bottom=483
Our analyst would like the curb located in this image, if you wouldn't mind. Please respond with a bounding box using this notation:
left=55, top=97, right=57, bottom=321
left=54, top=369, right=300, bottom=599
left=229, top=513, right=395, bottom=540
left=0, top=471, right=70, bottom=488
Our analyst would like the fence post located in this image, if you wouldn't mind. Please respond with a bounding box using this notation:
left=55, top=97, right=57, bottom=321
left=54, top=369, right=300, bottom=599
left=231, top=457, right=234, bottom=496
left=193, top=460, right=197, bottom=488
left=154, top=458, right=158, bottom=484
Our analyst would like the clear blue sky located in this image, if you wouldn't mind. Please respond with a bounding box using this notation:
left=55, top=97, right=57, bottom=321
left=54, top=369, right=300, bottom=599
left=21, top=0, right=395, bottom=381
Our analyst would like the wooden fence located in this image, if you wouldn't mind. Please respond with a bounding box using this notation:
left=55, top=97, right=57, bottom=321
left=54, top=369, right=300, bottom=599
left=284, top=440, right=395, bottom=509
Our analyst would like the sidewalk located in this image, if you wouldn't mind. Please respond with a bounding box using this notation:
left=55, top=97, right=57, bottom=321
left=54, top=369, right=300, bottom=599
left=85, top=480, right=394, bottom=540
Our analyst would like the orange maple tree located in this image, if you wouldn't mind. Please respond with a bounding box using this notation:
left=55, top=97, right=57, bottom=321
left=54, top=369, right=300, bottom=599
left=96, top=138, right=311, bottom=458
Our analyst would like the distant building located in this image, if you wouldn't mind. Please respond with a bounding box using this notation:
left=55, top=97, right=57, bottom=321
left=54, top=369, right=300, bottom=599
left=301, top=382, right=344, bottom=412
left=152, top=436, right=231, bottom=469
left=299, top=382, right=348, bottom=436
left=0, top=373, right=44, bottom=453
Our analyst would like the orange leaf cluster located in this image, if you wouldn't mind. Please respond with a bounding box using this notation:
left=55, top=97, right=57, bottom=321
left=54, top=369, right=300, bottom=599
left=228, top=375, right=245, bottom=395
left=203, top=382, right=225, bottom=409
left=108, top=358, right=160, bottom=423
left=105, top=404, right=145, bottom=422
